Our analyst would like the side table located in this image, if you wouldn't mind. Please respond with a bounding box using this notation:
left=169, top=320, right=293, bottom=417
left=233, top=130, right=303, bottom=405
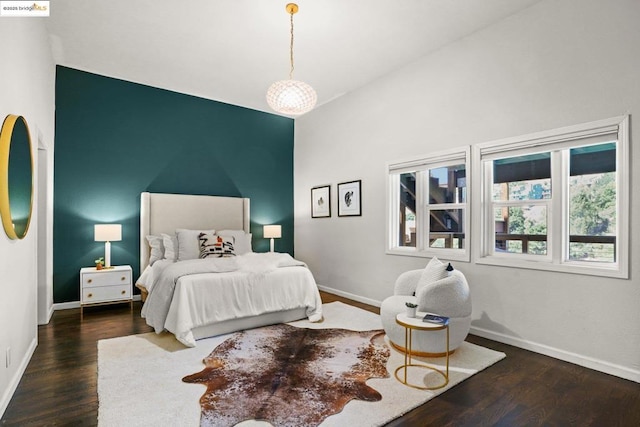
left=394, top=312, right=449, bottom=390
left=80, top=265, right=133, bottom=315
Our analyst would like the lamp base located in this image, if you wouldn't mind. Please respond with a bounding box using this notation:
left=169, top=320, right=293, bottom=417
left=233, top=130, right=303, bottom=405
left=105, top=241, right=112, bottom=268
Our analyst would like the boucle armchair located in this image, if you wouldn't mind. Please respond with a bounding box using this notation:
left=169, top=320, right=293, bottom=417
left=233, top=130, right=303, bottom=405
left=380, top=266, right=472, bottom=356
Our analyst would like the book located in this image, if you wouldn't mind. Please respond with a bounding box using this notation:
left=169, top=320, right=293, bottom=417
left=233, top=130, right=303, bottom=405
left=422, top=314, right=449, bottom=325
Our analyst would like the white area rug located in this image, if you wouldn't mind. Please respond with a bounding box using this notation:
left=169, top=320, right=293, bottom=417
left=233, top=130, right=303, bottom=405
left=98, top=302, right=505, bottom=426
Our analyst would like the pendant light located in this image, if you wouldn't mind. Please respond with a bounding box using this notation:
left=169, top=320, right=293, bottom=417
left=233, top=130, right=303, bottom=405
left=266, top=3, right=317, bottom=116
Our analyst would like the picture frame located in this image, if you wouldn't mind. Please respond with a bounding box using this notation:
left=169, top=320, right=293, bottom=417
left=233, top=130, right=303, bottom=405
left=311, top=185, right=331, bottom=218
left=337, top=180, right=362, bottom=217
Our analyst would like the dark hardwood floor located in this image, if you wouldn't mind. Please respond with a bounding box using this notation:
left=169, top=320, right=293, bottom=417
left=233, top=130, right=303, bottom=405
left=2, top=292, right=639, bottom=426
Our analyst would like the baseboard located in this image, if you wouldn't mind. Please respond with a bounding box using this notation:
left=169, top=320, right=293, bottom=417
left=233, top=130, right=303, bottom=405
left=318, top=285, right=639, bottom=383
left=317, top=284, right=382, bottom=308
left=53, top=295, right=142, bottom=311
left=0, top=336, right=37, bottom=419
left=50, top=287, right=640, bottom=383
left=470, top=326, right=640, bottom=383
left=53, top=301, right=79, bottom=310
left=38, top=304, right=55, bottom=326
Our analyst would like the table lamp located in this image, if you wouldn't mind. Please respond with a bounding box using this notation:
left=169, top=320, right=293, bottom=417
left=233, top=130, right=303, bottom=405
left=263, top=225, right=281, bottom=252
left=94, top=224, right=122, bottom=268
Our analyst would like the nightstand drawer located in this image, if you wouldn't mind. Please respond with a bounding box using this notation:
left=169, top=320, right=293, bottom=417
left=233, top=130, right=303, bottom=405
left=82, top=270, right=132, bottom=288
left=82, top=284, right=131, bottom=304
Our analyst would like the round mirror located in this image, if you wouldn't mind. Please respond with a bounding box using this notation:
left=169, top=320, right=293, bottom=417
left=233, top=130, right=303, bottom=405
left=0, top=114, right=34, bottom=240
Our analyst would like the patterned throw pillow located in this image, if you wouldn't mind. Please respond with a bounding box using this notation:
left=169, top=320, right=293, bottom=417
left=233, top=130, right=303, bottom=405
left=177, top=229, right=216, bottom=261
left=199, top=232, right=236, bottom=258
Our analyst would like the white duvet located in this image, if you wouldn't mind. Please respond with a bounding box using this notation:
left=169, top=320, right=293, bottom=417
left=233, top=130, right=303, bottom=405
left=138, top=253, right=323, bottom=347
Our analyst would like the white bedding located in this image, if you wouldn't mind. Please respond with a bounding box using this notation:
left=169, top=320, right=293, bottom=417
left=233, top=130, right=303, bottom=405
left=138, top=252, right=323, bottom=347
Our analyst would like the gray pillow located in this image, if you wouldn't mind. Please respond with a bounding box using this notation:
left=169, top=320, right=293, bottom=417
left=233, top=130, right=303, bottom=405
left=146, top=235, right=164, bottom=266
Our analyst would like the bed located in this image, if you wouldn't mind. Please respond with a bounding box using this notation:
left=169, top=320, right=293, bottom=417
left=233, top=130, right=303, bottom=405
left=136, top=192, right=323, bottom=347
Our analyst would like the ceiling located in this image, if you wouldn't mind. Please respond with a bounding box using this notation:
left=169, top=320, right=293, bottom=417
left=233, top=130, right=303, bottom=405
left=45, top=0, right=541, bottom=117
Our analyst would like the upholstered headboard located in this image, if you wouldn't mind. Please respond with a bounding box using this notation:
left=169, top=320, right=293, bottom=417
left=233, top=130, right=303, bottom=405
left=139, top=192, right=250, bottom=271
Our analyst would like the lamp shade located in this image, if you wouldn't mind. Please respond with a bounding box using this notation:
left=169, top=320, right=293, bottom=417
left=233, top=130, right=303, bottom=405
left=263, top=225, right=282, bottom=239
left=266, top=79, right=317, bottom=115
left=94, top=224, right=122, bottom=242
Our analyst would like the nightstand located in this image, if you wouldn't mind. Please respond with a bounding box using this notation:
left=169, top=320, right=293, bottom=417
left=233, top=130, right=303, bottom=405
left=80, top=265, right=133, bottom=314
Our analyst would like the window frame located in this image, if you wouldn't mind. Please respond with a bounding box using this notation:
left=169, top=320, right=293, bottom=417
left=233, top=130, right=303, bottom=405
left=473, top=115, right=629, bottom=278
left=386, top=146, right=471, bottom=262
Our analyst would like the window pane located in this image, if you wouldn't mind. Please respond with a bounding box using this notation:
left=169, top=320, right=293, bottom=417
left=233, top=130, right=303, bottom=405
left=429, top=164, right=466, bottom=204
left=493, top=179, right=551, bottom=201
left=494, top=206, right=547, bottom=255
left=492, top=153, right=551, bottom=201
left=568, top=143, right=616, bottom=262
left=429, top=209, right=464, bottom=249
left=398, top=172, right=417, bottom=247
left=570, top=142, right=616, bottom=176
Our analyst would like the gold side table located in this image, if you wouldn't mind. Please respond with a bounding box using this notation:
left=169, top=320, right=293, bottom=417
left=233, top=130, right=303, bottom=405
left=394, top=312, right=449, bottom=390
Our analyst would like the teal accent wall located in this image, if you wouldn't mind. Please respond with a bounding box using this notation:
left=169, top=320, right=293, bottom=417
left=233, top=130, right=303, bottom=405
left=54, top=66, right=294, bottom=303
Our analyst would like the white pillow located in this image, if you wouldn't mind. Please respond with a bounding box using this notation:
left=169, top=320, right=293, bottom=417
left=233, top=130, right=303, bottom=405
left=146, top=235, right=164, bottom=266
left=217, top=229, right=252, bottom=255
left=415, top=256, right=449, bottom=297
left=176, top=228, right=215, bottom=261
left=161, top=233, right=178, bottom=262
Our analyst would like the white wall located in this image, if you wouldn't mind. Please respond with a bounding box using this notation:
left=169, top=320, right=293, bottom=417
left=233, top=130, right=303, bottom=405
left=37, top=127, right=54, bottom=325
left=294, top=0, right=640, bottom=381
left=0, top=19, right=55, bottom=417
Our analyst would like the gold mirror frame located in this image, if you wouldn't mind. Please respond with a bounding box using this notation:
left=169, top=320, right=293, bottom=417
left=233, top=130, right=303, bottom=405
left=0, top=114, right=34, bottom=240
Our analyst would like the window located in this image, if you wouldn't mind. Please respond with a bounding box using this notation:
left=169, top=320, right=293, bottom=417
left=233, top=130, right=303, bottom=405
left=568, top=143, right=617, bottom=263
left=475, top=116, right=629, bottom=278
left=387, top=147, right=470, bottom=261
left=492, top=152, right=551, bottom=258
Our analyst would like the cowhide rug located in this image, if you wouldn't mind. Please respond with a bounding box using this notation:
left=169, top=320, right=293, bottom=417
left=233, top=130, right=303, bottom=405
left=182, top=323, right=390, bottom=427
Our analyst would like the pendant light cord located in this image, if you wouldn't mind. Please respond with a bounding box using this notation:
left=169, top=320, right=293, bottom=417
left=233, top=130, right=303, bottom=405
left=266, top=3, right=317, bottom=116
left=289, top=11, right=295, bottom=80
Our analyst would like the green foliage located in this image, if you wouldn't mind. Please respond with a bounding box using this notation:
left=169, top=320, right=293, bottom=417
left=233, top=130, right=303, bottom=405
left=570, top=172, right=616, bottom=236
left=506, top=206, right=547, bottom=255
left=568, top=172, right=616, bottom=262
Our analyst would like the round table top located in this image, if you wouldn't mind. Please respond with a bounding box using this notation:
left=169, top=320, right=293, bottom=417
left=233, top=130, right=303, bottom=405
left=396, top=312, right=448, bottom=331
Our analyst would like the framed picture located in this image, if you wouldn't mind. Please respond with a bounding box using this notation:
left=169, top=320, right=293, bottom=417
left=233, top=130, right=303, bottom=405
left=311, top=185, right=331, bottom=218
left=337, top=180, right=362, bottom=217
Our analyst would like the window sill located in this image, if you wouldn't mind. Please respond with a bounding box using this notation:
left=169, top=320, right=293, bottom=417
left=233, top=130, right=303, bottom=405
left=386, top=247, right=470, bottom=263
left=475, top=255, right=628, bottom=279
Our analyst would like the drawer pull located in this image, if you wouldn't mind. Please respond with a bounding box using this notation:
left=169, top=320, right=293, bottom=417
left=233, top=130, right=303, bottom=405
left=121, top=276, right=126, bottom=281
left=121, top=290, right=126, bottom=295
left=87, top=293, right=93, bottom=298
left=87, top=279, right=92, bottom=284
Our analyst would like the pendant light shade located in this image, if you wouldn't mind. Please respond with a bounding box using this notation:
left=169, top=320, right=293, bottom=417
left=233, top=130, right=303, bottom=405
left=267, top=79, right=317, bottom=116
left=267, top=3, right=317, bottom=116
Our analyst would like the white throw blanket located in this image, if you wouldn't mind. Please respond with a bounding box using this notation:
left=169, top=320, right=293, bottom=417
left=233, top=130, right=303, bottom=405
left=141, top=253, right=323, bottom=346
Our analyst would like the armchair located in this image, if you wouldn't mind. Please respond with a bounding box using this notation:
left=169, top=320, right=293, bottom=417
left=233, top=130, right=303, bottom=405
left=380, top=268, right=472, bottom=356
